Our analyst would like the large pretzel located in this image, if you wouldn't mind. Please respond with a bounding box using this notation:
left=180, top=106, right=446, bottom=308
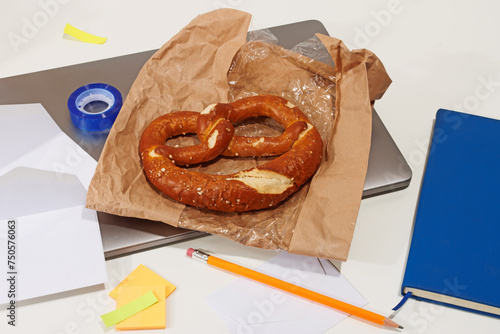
left=139, top=95, right=323, bottom=212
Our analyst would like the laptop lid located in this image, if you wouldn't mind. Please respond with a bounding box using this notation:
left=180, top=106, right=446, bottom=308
left=0, top=20, right=411, bottom=258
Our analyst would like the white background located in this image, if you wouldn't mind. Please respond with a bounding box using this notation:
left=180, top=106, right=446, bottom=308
left=1, top=0, right=500, bottom=333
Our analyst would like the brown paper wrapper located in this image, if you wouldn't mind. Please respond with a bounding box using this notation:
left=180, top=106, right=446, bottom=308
left=86, top=9, right=391, bottom=261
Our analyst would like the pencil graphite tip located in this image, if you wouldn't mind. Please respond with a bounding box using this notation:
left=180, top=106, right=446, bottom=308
left=383, top=318, right=403, bottom=329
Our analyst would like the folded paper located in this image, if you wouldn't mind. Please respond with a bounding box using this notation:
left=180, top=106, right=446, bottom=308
left=0, top=168, right=106, bottom=303
left=0, top=167, right=86, bottom=219
left=206, top=252, right=368, bottom=333
left=0, top=103, right=97, bottom=188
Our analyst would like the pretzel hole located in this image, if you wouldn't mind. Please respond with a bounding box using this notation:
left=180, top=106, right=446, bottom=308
left=233, top=116, right=284, bottom=137
left=163, top=132, right=200, bottom=148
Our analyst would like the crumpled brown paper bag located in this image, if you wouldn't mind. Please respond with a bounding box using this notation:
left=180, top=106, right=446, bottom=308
left=86, top=8, right=391, bottom=261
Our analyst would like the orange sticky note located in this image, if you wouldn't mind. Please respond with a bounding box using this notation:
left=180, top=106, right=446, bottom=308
left=109, top=264, right=176, bottom=300
left=116, top=285, right=165, bottom=330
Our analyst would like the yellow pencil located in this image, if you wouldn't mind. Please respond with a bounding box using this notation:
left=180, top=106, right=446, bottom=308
left=186, top=248, right=402, bottom=329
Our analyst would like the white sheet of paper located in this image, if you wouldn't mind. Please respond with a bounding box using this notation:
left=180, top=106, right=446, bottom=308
left=0, top=103, right=107, bottom=303
left=206, top=252, right=368, bottom=334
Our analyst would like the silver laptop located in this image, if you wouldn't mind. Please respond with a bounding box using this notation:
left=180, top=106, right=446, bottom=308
left=0, top=20, right=411, bottom=258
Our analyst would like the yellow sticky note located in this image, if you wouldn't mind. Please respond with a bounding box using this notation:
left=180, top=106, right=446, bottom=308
left=109, top=264, right=176, bottom=300
left=100, top=290, right=158, bottom=327
left=116, top=286, right=166, bottom=330
left=63, top=23, right=107, bottom=44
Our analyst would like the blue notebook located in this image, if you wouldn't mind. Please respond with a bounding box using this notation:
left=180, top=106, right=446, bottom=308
left=400, top=109, right=500, bottom=318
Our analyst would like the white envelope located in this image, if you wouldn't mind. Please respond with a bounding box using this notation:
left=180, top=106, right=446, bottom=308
left=0, top=104, right=107, bottom=303
left=206, top=252, right=368, bottom=334
left=0, top=103, right=97, bottom=188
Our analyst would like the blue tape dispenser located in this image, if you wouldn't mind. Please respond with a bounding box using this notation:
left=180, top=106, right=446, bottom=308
left=68, top=83, right=123, bottom=132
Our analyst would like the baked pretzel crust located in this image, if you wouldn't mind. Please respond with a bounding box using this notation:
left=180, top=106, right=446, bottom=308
left=139, top=95, right=323, bottom=212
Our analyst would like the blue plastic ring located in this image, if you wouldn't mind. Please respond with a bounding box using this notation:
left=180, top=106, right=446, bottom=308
left=67, top=83, right=123, bottom=132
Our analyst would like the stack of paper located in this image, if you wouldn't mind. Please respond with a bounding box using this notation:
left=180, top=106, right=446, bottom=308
left=0, top=103, right=107, bottom=303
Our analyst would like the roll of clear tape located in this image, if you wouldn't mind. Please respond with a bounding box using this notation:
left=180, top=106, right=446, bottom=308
left=68, top=83, right=123, bottom=132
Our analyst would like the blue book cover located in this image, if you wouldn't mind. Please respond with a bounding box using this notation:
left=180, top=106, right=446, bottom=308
left=401, top=109, right=500, bottom=318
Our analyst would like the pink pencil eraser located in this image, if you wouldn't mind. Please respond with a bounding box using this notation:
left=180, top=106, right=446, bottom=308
left=186, top=248, right=195, bottom=258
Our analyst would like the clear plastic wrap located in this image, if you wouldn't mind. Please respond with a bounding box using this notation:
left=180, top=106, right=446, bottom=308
left=177, top=31, right=337, bottom=251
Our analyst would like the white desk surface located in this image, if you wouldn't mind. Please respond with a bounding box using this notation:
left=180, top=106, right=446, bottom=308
left=2, top=1, right=500, bottom=333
